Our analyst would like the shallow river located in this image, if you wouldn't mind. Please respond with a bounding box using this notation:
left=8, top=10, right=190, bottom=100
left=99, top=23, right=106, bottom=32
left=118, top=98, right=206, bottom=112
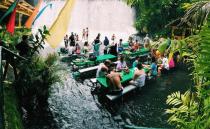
left=26, top=59, right=192, bottom=129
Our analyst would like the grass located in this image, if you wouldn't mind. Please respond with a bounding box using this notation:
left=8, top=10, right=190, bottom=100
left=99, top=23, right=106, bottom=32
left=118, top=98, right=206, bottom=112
left=4, top=81, right=24, bottom=129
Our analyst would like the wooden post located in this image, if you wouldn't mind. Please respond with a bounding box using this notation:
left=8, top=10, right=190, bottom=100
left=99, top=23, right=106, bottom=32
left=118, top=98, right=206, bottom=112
left=171, top=26, right=175, bottom=39
left=18, top=13, right=22, bottom=27
left=0, top=46, right=5, bottom=129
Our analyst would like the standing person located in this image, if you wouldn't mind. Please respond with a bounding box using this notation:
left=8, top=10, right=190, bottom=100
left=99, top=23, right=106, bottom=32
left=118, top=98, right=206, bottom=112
left=117, top=39, right=123, bottom=53
left=103, top=36, right=109, bottom=54
left=74, top=33, right=77, bottom=41
left=76, top=34, right=79, bottom=41
left=75, top=43, right=81, bottom=54
left=69, top=32, right=75, bottom=55
left=150, top=57, right=158, bottom=77
left=131, top=40, right=139, bottom=52
left=130, top=63, right=146, bottom=87
left=143, top=34, right=150, bottom=44
left=111, top=34, right=116, bottom=42
left=108, top=42, right=117, bottom=56
left=64, top=34, right=68, bottom=48
left=15, top=35, right=31, bottom=57
left=134, top=40, right=140, bottom=50
left=128, top=36, right=133, bottom=47
left=83, top=41, right=91, bottom=57
left=69, top=32, right=75, bottom=47
left=158, top=54, right=169, bottom=75
left=144, top=34, right=151, bottom=49
left=82, top=29, right=85, bottom=40
left=92, top=33, right=102, bottom=56
left=103, top=36, right=109, bottom=46
left=85, top=27, right=89, bottom=40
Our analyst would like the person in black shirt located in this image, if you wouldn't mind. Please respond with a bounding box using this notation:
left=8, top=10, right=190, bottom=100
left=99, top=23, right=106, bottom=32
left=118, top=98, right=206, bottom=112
left=64, top=34, right=68, bottom=48
left=103, top=36, right=109, bottom=54
left=69, top=32, right=75, bottom=46
left=15, top=35, right=31, bottom=57
left=109, top=42, right=117, bottom=56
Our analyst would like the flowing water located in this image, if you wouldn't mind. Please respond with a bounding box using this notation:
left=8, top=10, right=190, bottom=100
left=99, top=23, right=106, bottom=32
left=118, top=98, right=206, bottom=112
left=25, top=58, right=192, bottom=129
left=26, top=1, right=191, bottom=128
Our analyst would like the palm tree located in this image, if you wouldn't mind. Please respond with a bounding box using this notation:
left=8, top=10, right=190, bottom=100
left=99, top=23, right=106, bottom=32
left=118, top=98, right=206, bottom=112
left=178, top=1, right=210, bottom=32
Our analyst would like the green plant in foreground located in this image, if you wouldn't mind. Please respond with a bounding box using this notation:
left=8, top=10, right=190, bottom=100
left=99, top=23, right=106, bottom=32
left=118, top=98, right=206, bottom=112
left=0, top=27, right=31, bottom=49
left=166, top=17, right=210, bottom=129
left=15, top=53, right=61, bottom=111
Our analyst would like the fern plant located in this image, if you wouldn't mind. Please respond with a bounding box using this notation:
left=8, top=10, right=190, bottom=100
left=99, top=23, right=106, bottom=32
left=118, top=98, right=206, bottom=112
left=166, top=17, right=210, bottom=129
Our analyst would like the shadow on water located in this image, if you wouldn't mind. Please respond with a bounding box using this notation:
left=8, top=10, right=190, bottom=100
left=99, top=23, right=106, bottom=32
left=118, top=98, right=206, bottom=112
left=26, top=57, right=192, bottom=129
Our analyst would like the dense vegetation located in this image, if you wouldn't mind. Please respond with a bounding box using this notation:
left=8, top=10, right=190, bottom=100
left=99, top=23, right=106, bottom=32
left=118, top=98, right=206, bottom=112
left=16, top=53, right=61, bottom=112
left=0, top=26, right=61, bottom=128
left=166, top=18, right=210, bottom=128
left=126, top=0, right=193, bottom=35
left=127, top=0, right=210, bottom=128
left=0, top=28, right=31, bottom=49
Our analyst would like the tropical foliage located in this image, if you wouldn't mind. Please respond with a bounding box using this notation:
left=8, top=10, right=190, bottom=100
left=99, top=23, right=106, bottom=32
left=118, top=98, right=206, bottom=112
left=166, top=15, right=210, bottom=129
left=126, top=0, right=191, bottom=35
left=0, top=27, right=31, bottom=49
left=0, top=25, right=49, bottom=57
left=28, top=25, right=50, bottom=56
left=1, top=25, right=60, bottom=122
left=15, top=53, right=61, bottom=111
left=178, top=1, right=210, bottom=32
left=9, top=26, right=61, bottom=112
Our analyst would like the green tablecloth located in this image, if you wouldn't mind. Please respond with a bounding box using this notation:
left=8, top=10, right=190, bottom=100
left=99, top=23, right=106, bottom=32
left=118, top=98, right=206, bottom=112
left=139, top=48, right=149, bottom=53
left=96, top=54, right=116, bottom=62
left=122, top=42, right=129, bottom=48
left=97, top=68, right=135, bottom=88
left=97, top=67, right=150, bottom=88
left=121, top=50, right=131, bottom=55
left=120, top=48, right=149, bottom=56
left=73, top=59, right=94, bottom=67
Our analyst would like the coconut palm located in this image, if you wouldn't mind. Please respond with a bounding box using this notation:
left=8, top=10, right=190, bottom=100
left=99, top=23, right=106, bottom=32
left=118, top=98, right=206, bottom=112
left=178, top=1, right=210, bottom=32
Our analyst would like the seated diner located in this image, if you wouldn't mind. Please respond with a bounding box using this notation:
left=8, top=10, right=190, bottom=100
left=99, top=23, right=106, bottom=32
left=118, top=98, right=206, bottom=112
left=150, top=57, right=158, bottom=77
left=130, top=63, right=146, bottom=87
left=96, top=60, right=111, bottom=78
left=132, top=56, right=140, bottom=68
left=116, top=55, right=128, bottom=72
left=106, top=65, right=124, bottom=91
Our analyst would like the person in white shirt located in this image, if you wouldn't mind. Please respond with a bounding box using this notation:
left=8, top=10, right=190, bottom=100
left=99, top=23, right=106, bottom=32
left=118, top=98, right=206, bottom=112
left=130, top=63, right=146, bottom=87
left=96, top=60, right=111, bottom=78
left=143, top=34, right=151, bottom=49
left=158, top=54, right=169, bottom=75
left=116, top=55, right=128, bottom=72
left=162, top=56, right=169, bottom=70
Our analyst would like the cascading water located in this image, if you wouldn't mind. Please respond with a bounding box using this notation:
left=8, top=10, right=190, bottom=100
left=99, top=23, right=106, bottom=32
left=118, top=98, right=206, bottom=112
left=68, top=0, right=137, bottom=42
left=48, top=69, right=121, bottom=129
left=26, top=0, right=192, bottom=129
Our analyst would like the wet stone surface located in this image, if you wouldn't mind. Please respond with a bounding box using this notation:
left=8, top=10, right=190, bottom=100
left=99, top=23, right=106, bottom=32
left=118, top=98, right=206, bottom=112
left=26, top=58, right=191, bottom=129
